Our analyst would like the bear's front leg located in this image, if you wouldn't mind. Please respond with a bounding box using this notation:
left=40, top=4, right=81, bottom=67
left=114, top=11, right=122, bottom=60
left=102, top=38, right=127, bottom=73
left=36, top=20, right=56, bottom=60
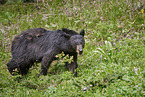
left=40, top=51, right=57, bottom=75
left=66, top=54, right=78, bottom=77
left=40, top=55, right=53, bottom=75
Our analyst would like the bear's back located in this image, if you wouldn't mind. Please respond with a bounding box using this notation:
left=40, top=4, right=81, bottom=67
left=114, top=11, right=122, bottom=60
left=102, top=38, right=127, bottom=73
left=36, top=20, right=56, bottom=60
left=11, top=28, right=47, bottom=52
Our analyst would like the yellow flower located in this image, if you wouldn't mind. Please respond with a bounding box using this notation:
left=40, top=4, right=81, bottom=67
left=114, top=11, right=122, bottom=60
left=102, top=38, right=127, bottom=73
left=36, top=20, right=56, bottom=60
left=141, top=9, right=144, bottom=13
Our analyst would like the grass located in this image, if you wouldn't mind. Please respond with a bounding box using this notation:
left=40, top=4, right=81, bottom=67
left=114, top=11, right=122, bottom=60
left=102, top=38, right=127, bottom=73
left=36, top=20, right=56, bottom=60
left=0, top=0, right=145, bottom=96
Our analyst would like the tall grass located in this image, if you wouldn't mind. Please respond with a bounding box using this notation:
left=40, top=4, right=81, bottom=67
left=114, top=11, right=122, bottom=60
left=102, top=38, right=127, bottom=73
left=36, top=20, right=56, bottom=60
left=0, top=0, right=145, bottom=96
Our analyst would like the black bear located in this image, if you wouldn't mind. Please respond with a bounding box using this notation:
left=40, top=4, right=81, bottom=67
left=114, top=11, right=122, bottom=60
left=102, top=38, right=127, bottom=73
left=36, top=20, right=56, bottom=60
left=7, top=28, right=85, bottom=76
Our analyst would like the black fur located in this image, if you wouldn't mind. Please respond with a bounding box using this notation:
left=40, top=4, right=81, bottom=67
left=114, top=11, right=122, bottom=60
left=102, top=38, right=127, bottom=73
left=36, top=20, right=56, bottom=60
left=7, top=28, right=85, bottom=76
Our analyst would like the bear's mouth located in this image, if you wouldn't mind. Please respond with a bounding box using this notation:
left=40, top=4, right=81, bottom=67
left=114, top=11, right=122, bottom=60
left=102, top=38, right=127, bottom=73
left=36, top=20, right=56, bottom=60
left=76, top=45, right=83, bottom=55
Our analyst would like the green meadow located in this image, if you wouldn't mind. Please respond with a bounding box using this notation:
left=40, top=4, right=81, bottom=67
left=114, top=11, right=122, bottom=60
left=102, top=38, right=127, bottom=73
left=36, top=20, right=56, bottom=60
left=0, top=0, right=145, bottom=96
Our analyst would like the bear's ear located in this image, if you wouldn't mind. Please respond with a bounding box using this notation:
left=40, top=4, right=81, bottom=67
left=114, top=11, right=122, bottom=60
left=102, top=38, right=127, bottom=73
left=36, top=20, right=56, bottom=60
left=62, top=28, right=77, bottom=35
left=62, top=33, right=71, bottom=39
left=80, top=29, right=85, bottom=37
left=62, top=28, right=71, bottom=33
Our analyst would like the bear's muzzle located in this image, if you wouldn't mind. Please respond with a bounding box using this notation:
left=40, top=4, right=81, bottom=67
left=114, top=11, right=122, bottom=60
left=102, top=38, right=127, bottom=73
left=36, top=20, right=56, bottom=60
left=76, top=45, right=83, bottom=55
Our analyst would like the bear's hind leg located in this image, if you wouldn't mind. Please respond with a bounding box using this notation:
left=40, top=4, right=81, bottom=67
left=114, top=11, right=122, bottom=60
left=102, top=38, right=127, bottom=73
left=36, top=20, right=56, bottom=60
left=18, top=65, right=30, bottom=75
left=18, top=60, right=34, bottom=75
left=7, top=59, right=19, bottom=75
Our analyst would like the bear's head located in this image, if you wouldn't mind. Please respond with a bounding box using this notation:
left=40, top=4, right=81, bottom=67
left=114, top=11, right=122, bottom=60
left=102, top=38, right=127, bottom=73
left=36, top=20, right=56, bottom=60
left=62, top=28, right=85, bottom=55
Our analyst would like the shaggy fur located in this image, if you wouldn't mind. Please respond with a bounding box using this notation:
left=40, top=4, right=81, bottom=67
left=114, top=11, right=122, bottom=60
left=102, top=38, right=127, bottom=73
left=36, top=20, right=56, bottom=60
left=7, top=28, right=85, bottom=76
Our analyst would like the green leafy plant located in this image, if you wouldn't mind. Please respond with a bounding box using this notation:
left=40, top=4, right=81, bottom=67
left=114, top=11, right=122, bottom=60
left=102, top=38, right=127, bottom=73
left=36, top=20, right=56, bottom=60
left=55, top=52, right=74, bottom=66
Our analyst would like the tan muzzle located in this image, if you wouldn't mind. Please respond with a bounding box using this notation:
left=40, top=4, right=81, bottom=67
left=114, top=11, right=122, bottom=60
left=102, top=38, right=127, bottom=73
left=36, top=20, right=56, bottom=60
left=76, top=45, right=83, bottom=55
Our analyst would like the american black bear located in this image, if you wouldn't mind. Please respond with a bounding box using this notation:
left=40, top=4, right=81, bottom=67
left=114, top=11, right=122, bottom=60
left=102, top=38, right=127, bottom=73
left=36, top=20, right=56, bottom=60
left=7, top=28, right=85, bottom=76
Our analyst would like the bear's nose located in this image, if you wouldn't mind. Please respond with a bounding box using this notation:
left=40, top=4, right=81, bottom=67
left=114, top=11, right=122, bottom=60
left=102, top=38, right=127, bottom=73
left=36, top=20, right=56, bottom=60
left=79, top=49, right=83, bottom=55
left=76, top=45, right=83, bottom=55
